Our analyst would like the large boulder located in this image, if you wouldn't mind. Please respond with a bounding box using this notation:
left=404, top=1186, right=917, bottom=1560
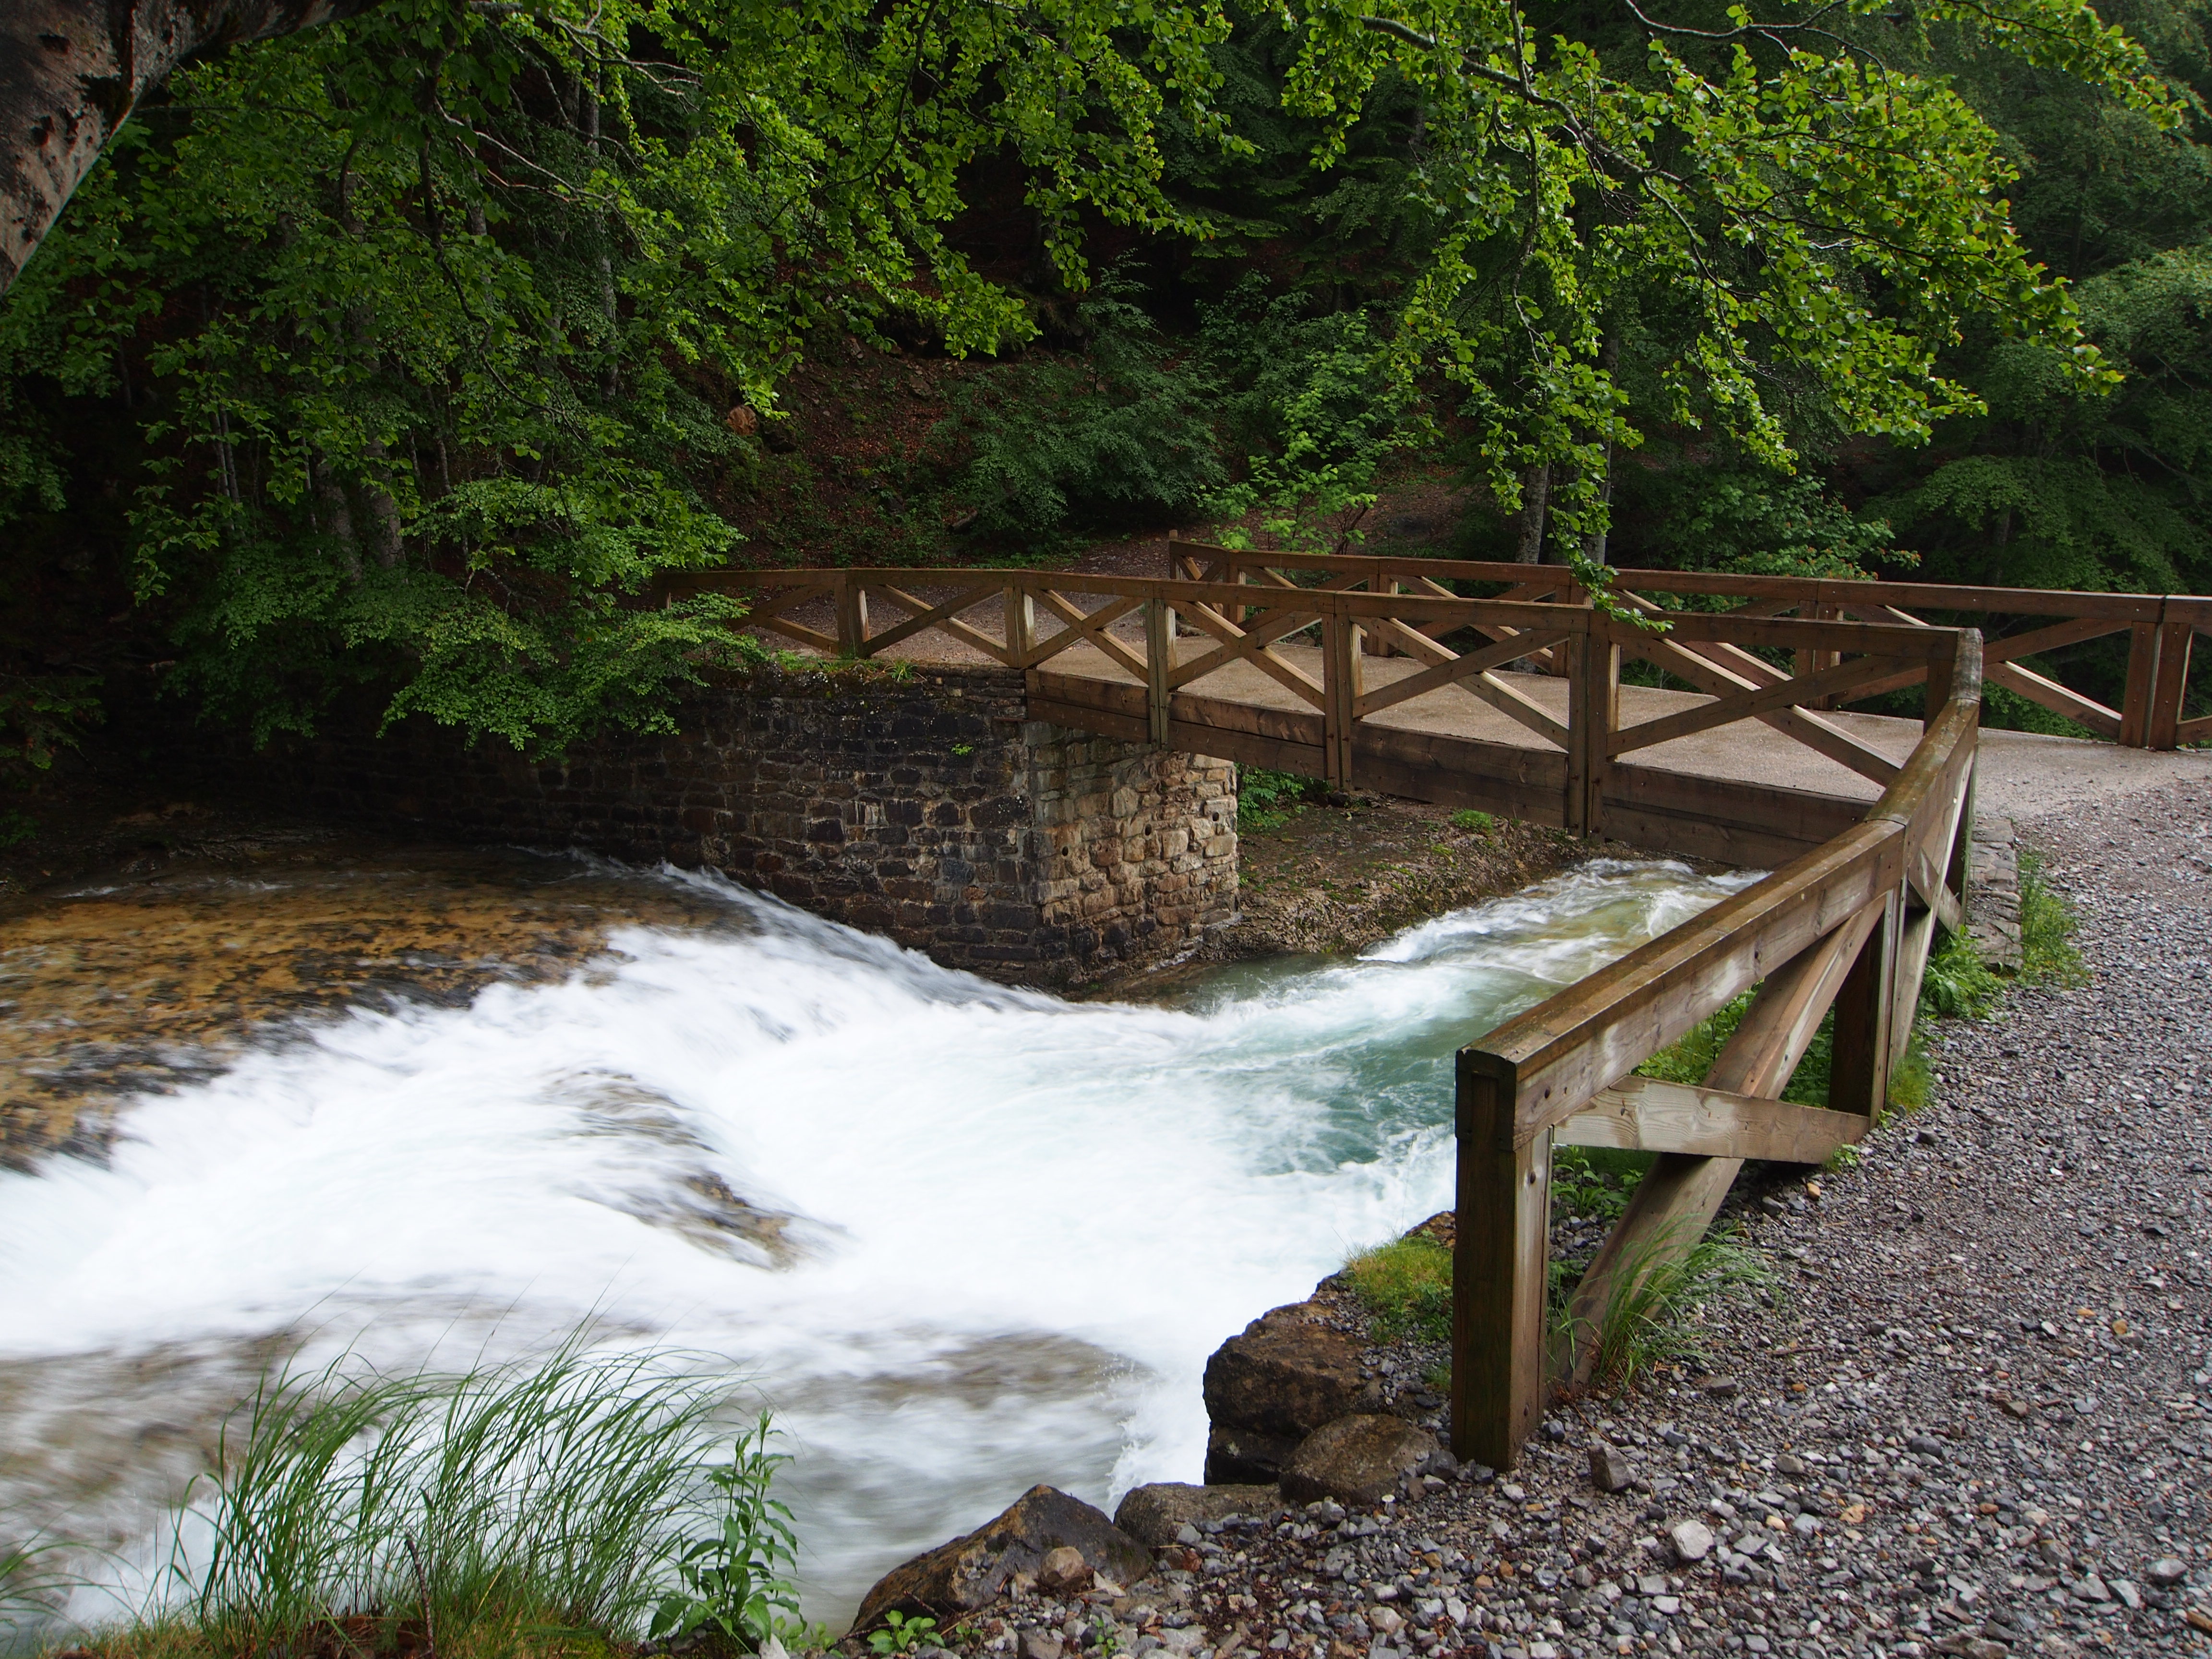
left=1279, top=1415, right=1440, bottom=1508
left=1112, top=1482, right=1286, bottom=1546
left=853, top=1485, right=1153, bottom=1633
left=1199, top=1303, right=1374, bottom=1482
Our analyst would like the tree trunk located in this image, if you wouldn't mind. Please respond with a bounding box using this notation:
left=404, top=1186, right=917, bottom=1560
left=1515, top=461, right=1551, bottom=563
left=1, top=0, right=386, bottom=297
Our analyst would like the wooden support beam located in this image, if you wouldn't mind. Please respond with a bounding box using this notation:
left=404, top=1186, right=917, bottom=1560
left=1555, top=898, right=1882, bottom=1386
left=2119, top=621, right=2161, bottom=747
left=2149, top=615, right=2196, bottom=751
left=1980, top=661, right=2123, bottom=741
left=1568, top=626, right=1619, bottom=836
left=1825, top=892, right=1897, bottom=1120
left=1453, top=1058, right=1552, bottom=1472
left=1146, top=599, right=1173, bottom=746
left=1560, top=1076, right=1871, bottom=1162
left=835, top=576, right=868, bottom=657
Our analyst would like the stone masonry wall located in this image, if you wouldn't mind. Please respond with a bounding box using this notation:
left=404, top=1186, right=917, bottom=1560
left=234, top=663, right=1237, bottom=986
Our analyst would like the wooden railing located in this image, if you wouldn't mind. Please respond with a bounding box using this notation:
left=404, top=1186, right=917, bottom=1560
left=661, top=557, right=1995, bottom=1471
left=1450, top=637, right=1982, bottom=1469
left=662, top=563, right=1975, bottom=866
left=1172, top=540, right=2204, bottom=750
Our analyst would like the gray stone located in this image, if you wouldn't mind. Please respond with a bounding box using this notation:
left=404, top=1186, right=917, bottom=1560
left=2111, top=1579, right=2141, bottom=1611
left=854, top=1484, right=1153, bottom=1632
left=1281, top=1415, right=1442, bottom=1507
left=2147, top=1559, right=2188, bottom=1587
left=1906, top=1434, right=1947, bottom=1459
left=1114, top=1482, right=1285, bottom=1546
left=1589, top=1445, right=1636, bottom=1493
left=1020, top=1632, right=1065, bottom=1659
left=1669, top=1520, right=1716, bottom=1563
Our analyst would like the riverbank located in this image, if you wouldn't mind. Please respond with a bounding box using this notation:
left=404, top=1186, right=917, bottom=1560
left=864, top=779, right=2212, bottom=1659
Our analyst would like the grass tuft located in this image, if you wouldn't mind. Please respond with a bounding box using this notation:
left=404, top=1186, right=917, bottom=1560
left=2017, top=847, right=2087, bottom=986
left=1554, top=1222, right=1775, bottom=1385
left=1341, top=1235, right=1453, bottom=1344
left=4, top=1338, right=803, bottom=1659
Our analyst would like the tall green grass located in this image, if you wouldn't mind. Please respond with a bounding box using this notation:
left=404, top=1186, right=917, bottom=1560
left=5, top=1341, right=800, bottom=1659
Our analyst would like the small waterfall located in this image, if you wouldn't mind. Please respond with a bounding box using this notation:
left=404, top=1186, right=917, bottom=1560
left=0, top=858, right=1752, bottom=1624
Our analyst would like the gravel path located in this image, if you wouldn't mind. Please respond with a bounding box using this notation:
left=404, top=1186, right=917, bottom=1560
left=920, top=775, right=2212, bottom=1659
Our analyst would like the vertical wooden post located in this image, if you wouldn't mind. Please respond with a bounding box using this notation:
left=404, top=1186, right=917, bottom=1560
left=1004, top=585, right=1034, bottom=666
left=1566, top=617, right=1618, bottom=838
left=1322, top=612, right=1361, bottom=788
left=2148, top=613, right=2194, bottom=751
left=835, top=575, right=868, bottom=658
left=1794, top=602, right=1840, bottom=708
left=1827, top=890, right=1898, bottom=1120
left=1145, top=598, right=1174, bottom=746
left=2119, top=621, right=2161, bottom=747
left=1453, top=1054, right=1551, bottom=1472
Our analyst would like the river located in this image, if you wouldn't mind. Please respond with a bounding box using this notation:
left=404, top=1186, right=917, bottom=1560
left=0, top=847, right=1753, bottom=1626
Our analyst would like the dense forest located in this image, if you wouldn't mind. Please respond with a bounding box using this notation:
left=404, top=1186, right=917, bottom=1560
left=0, top=0, right=2206, bottom=796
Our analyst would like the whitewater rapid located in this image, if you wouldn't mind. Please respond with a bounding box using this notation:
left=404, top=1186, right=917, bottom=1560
left=0, top=857, right=1753, bottom=1623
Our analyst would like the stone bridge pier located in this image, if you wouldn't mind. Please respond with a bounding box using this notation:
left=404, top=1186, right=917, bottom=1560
left=242, top=663, right=1239, bottom=987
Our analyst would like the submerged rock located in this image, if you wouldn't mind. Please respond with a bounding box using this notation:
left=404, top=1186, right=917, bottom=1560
left=1112, top=1481, right=1286, bottom=1545
left=1279, top=1414, right=1440, bottom=1507
left=854, top=1484, right=1154, bottom=1632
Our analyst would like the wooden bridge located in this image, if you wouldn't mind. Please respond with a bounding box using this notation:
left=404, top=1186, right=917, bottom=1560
left=661, top=547, right=2208, bottom=1468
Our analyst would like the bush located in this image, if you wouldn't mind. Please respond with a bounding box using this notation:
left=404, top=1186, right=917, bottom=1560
left=931, top=289, right=1228, bottom=548
left=1237, top=766, right=1321, bottom=832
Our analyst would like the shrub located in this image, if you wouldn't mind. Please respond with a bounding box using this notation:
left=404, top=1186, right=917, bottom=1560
left=931, top=288, right=1227, bottom=548
left=1237, top=767, right=1320, bottom=832
left=1449, top=809, right=1494, bottom=834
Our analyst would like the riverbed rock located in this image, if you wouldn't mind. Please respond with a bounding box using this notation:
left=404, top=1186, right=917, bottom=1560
left=1113, top=1482, right=1286, bottom=1545
left=1202, top=1426, right=1305, bottom=1486
left=853, top=1485, right=1153, bottom=1632
left=1279, top=1414, right=1440, bottom=1506
left=1201, top=1303, right=1375, bottom=1482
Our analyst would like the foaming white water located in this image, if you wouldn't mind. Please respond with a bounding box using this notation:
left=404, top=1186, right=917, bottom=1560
left=0, top=857, right=1751, bottom=1623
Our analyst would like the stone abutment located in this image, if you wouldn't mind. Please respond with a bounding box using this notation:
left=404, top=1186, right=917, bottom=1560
left=234, top=663, right=1238, bottom=986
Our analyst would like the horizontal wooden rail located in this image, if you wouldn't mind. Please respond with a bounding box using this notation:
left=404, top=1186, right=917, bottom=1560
left=1170, top=540, right=2207, bottom=751
left=658, top=563, right=1986, bottom=863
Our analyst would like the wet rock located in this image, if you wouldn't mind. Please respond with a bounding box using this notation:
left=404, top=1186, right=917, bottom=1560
left=1113, top=1482, right=1284, bottom=1546
left=1280, top=1414, right=1440, bottom=1506
left=854, top=1485, right=1153, bottom=1631
left=1203, top=1426, right=1305, bottom=1486
left=1202, top=1304, right=1373, bottom=1472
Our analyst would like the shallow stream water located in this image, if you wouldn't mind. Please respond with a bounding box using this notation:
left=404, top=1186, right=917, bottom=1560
left=0, top=849, right=1754, bottom=1626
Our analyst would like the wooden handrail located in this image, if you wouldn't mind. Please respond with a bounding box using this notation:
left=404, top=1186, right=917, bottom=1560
left=1167, top=540, right=2204, bottom=750
left=1449, top=632, right=1984, bottom=1469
